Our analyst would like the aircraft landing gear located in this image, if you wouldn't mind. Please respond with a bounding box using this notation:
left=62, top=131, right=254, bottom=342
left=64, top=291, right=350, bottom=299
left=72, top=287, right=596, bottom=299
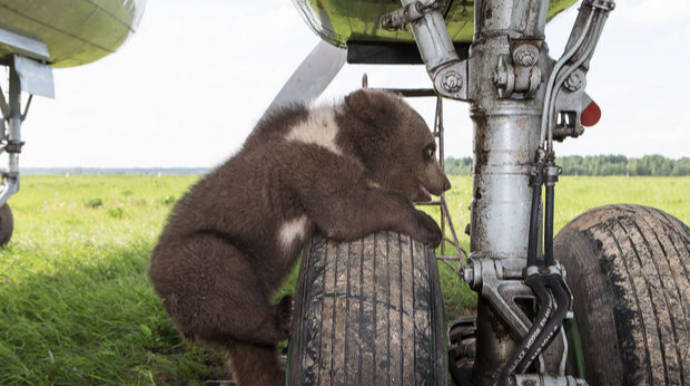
left=0, top=51, right=54, bottom=245
left=0, top=59, right=25, bottom=246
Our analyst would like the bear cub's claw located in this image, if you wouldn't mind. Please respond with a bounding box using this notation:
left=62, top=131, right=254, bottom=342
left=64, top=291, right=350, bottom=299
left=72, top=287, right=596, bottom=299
left=276, top=295, right=294, bottom=340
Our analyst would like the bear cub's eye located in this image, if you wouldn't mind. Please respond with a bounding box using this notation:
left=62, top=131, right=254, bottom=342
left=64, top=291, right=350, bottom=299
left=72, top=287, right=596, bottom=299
left=425, top=147, right=435, bottom=159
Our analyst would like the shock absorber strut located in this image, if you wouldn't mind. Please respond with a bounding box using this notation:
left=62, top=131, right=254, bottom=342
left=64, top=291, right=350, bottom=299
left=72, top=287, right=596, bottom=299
left=382, top=0, right=615, bottom=384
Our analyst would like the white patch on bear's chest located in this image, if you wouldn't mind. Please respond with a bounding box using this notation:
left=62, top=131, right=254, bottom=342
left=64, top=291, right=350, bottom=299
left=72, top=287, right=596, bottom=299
left=278, top=215, right=309, bottom=251
left=285, top=108, right=343, bottom=155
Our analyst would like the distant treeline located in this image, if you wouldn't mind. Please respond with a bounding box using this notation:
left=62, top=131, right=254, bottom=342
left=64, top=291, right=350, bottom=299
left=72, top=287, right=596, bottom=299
left=445, top=155, right=690, bottom=176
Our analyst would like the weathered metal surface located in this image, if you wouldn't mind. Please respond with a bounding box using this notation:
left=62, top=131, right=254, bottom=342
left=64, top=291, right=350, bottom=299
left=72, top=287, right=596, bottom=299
left=464, top=0, right=553, bottom=262
left=434, top=60, right=469, bottom=100
left=465, top=0, right=553, bottom=383
left=395, top=0, right=458, bottom=73
left=465, top=257, right=571, bottom=379
left=0, top=0, right=146, bottom=67
left=469, top=106, right=542, bottom=260
left=541, top=0, right=614, bottom=144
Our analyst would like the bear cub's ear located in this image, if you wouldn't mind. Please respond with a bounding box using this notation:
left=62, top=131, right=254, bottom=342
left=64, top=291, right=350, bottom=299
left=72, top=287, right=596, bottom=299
left=344, top=89, right=399, bottom=129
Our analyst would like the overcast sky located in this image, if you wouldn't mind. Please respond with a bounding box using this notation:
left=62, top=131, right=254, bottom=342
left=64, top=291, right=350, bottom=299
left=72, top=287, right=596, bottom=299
left=12, top=0, right=690, bottom=168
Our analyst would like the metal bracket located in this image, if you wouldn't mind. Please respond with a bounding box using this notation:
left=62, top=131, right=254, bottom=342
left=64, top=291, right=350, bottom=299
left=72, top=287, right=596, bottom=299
left=464, top=257, right=573, bottom=378
left=552, top=69, right=586, bottom=141
left=386, top=0, right=459, bottom=76
left=540, top=0, right=616, bottom=148
left=465, top=257, right=548, bottom=373
left=494, top=44, right=543, bottom=100
left=434, top=59, right=470, bottom=100
left=0, top=23, right=54, bottom=99
left=13, top=55, right=54, bottom=99
left=381, top=0, right=445, bottom=32
left=465, top=258, right=536, bottom=336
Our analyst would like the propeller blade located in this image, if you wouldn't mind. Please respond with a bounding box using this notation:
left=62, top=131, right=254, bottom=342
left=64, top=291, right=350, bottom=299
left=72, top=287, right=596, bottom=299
left=264, top=41, right=346, bottom=116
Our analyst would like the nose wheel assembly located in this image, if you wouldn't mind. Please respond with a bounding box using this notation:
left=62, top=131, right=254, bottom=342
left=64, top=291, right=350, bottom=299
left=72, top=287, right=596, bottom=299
left=0, top=36, right=54, bottom=246
left=380, top=0, right=618, bottom=384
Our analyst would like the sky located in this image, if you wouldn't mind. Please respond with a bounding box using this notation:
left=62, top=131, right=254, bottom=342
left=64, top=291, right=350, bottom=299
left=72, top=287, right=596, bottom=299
left=10, top=0, right=690, bottom=168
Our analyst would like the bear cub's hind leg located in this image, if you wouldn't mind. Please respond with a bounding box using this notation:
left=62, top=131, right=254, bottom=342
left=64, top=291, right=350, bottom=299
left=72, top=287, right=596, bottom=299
left=226, top=341, right=286, bottom=386
left=275, top=294, right=294, bottom=341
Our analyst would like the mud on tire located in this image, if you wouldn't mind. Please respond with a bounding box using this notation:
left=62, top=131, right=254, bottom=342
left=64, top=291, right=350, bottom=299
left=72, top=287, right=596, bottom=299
left=288, top=231, right=447, bottom=386
left=555, top=204, right=690, bottom=385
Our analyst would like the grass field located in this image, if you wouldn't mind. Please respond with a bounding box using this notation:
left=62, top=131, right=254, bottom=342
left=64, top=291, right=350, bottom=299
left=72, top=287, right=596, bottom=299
left=0, top=175, right=688, bottom=385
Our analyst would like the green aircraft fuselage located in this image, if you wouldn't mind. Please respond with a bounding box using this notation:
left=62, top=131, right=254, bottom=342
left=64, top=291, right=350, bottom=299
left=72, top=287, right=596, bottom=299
left=0, top=0, right=145, bottom=68
left=294, top=0, right=579, bottom=48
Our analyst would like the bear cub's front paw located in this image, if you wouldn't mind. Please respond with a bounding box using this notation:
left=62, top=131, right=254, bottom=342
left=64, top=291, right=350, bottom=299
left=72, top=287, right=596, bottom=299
left=276, top=295, right=294, bottom=341
left=414, top=210, right=443, bottom=249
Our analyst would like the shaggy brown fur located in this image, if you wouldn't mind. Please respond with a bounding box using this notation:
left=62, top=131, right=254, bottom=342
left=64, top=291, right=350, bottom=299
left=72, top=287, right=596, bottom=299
left=149, top=89, right=451, bottom=386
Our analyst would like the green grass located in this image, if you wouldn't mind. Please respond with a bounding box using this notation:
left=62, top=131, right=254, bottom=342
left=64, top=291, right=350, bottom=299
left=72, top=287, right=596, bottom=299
left=0, top=175, right=225, bottom=386
left=0, top=175, right=688, bottom=385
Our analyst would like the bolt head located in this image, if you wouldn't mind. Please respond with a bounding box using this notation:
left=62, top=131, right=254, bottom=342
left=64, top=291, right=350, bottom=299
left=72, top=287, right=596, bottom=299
left=442, top=71, right=463, bottom=92
left=564, top=70, right=586, bottom=91
left=493, top=69, right=507, bottom=87
left=513, top=45, right=539, bottom=67
left=516, top=51, right=535, bottom=66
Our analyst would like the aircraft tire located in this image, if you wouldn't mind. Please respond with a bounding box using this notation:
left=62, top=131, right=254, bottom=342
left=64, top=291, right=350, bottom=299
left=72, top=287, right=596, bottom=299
left=288, top=231, right=447, bottom=386
left=0, top=203, right=14, bottom=246
left=555, top=204, right=690, bottom=385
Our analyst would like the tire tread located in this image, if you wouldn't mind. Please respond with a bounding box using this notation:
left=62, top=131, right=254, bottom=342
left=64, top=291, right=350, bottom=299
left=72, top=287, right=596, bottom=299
left=288, top=232, right=446, bottom=386
left=556, top=204, right=690, bottom=386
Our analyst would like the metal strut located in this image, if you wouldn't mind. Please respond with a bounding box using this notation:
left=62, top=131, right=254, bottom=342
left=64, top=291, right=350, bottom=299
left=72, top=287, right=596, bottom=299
left=382, top=0, right=615, bottom=384
left=0, top=53, right=52, bottom=207
left=0, top=59, right=24, bottom=206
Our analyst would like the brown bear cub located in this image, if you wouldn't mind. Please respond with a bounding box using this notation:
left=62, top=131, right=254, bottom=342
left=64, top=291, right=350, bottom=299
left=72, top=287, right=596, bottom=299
left=149, top=89, right=451, bottom=386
